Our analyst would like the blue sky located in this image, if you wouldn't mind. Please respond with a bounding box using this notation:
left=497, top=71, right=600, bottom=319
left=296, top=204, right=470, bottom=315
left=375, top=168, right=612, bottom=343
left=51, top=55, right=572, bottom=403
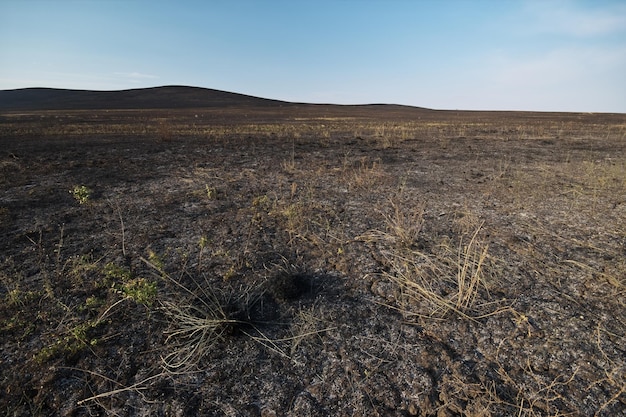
left=1, top=0, right=625, bottom=112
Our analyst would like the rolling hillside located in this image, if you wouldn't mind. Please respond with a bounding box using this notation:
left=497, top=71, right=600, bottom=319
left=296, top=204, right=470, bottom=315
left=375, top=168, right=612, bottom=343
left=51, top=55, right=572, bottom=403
left=0, top=85, right=292, bottom=111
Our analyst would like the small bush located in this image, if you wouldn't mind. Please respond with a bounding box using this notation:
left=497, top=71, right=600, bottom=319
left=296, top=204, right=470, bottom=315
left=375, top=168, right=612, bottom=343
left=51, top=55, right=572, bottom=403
left=70, top=185, right=91, bottom=204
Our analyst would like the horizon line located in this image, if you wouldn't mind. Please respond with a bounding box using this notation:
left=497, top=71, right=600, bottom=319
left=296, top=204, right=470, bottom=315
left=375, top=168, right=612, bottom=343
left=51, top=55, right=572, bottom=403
left=2, top=85, right=624, bottom=115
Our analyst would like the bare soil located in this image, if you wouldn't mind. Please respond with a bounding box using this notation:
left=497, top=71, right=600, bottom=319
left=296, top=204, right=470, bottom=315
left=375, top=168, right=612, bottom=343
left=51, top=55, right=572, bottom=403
left=1, top=102, right=625, bottom=416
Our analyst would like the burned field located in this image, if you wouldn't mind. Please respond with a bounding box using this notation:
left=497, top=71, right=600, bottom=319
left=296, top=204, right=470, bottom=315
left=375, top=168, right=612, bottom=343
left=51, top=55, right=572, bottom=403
left=1, top=96, right=625, bottom=416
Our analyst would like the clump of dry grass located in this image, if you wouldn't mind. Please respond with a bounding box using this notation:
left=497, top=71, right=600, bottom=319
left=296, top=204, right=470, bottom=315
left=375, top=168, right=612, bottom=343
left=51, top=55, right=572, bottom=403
left=383, top=229, right=492, bottom=319
left=591, top=324, right=626, bottom=416
left=141, top=255, right=249, bottom=371
left=365, top=201, right=499, bottom=320
left=383, top=199, right=425, bottom=248
left=343, top=156, right=388, bottom=190
left=142, top=250, right=334, bottom=372
left=158, top=291, right=242, bottom=371
left=359, top=199, right=425, bottom=249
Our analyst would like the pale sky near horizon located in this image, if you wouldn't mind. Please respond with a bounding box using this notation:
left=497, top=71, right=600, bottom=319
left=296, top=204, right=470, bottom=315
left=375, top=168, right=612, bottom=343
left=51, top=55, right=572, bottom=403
left=1, top=0, right=625, bottom=112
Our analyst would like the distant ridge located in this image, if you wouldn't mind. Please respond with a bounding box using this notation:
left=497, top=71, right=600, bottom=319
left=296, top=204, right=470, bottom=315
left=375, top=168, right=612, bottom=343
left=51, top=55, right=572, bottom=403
left=0, top=85, right=436, bottom=113
left=0, top=86, right=293, bottom=111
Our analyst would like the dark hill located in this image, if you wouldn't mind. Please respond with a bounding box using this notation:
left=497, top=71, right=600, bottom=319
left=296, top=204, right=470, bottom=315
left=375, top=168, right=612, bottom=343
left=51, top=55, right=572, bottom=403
left=0, top=86, right=438, bottom=117
left=0, top=86, right=293, bottom=111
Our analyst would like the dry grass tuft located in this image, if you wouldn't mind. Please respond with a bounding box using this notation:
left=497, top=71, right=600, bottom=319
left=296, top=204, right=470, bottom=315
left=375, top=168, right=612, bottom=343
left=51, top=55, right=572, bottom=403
left=366, top=202, right=499, bottom=320
left=344, top=156, right=388, bottom=190
left=142, top=256, right=251, bottom=371
left=159, top=294, right=242, bottom=371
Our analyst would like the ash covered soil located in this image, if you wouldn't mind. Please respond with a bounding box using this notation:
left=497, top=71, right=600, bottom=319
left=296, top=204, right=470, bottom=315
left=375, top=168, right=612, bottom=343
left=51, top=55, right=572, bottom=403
left=1, top=106, right=625, bottom=416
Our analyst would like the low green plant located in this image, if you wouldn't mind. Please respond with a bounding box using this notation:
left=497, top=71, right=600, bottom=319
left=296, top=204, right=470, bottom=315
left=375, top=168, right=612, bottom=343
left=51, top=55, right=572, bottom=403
left=35, top=320, right=100, bottom=364
left=103, top=261, right=157, bottom=306
left=84, top=295, right=105, bottom=311
left=65, top=254, right=99, bottom=286
left=103, top=262, right=132, bottom=282
left=70, top=185, right=92, bottom=204
left=121, top=278, right=157, bottom=306
left=147, top=249, right=165, bottom=275
left=205, top=185, right=217, bottom=200
left=252, top=194, right=272, bottom=210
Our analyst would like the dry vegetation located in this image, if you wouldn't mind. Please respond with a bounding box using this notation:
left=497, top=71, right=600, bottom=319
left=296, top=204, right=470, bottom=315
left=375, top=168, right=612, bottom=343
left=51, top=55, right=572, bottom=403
left=1, top=106, right=625, bottom=416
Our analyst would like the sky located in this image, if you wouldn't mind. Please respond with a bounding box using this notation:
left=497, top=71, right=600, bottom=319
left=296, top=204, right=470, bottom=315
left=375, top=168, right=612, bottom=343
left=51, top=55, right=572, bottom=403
left=1, top=0, right=625, bottom=112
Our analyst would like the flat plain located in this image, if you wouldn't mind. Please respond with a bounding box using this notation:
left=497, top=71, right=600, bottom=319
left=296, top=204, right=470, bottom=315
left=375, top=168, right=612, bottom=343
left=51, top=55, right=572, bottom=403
left=1, top=87, right=625, bottom=416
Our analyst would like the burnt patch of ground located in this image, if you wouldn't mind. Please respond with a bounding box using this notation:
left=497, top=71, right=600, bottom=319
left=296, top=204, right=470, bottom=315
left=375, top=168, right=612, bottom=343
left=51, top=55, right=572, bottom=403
left=1, top=106, right=625, bottom=416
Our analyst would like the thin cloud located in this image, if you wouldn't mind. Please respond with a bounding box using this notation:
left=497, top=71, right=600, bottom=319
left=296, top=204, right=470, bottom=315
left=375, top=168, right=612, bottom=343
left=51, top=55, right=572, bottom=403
left=490, top=46, right=626, bottom=86
left=114, top=72, right=159, bottom=82
left=477, top=45, right=626, bottom=111
left=522, top=0, right=626, bottom=37
left=0, top=71, right=161, bottom=90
